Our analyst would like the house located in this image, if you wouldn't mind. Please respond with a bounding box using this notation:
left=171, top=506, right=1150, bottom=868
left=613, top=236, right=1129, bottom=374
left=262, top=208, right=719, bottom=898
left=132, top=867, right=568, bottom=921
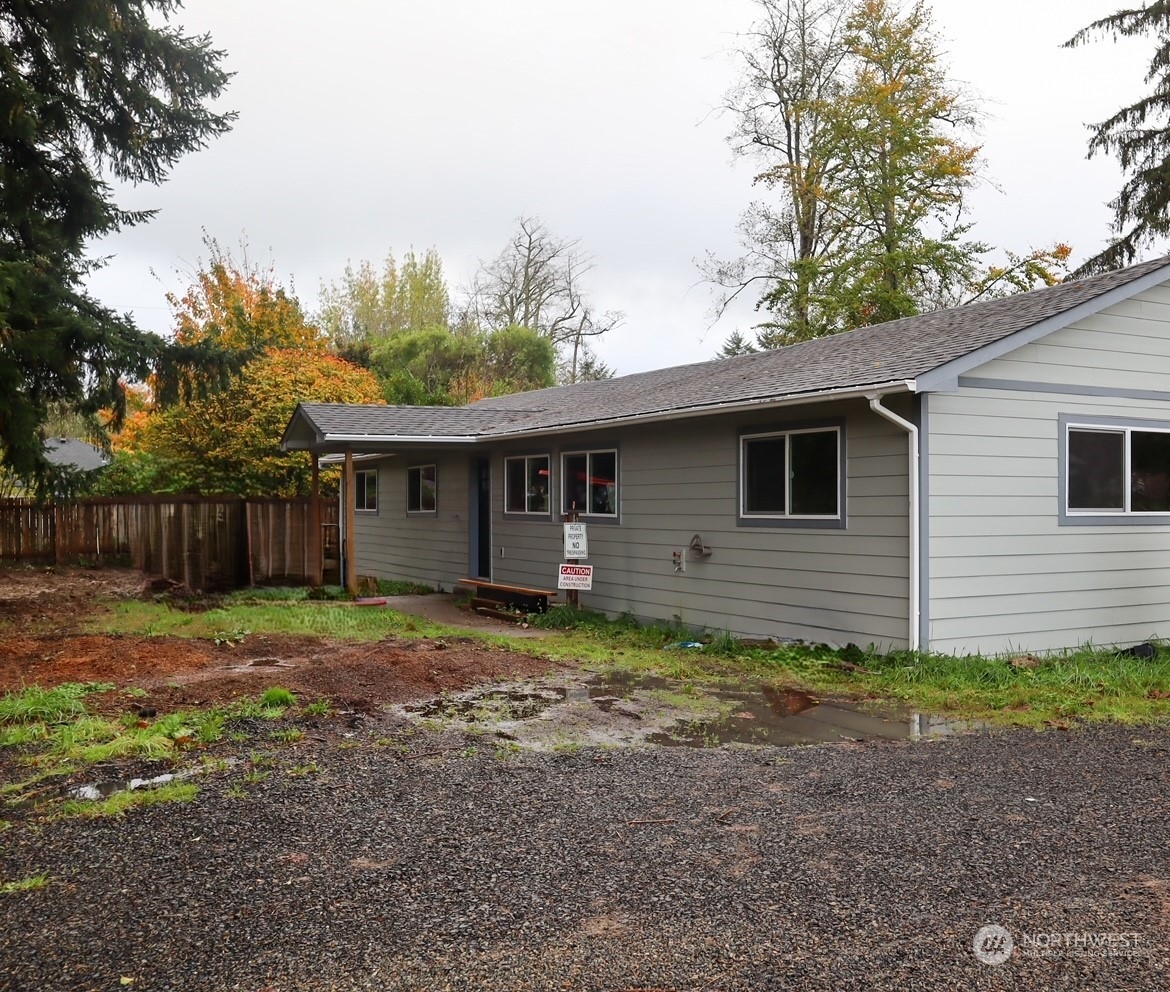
left=282, top=255, right=1170, bottom=656
left=44, top=438, right=110, bottom=475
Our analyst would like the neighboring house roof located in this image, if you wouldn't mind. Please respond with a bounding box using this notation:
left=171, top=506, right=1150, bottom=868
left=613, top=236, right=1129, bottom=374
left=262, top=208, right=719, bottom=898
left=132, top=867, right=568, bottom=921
left=43, top=438, right=110, bottom=472
left=283, top=255, right=1170, bottom=451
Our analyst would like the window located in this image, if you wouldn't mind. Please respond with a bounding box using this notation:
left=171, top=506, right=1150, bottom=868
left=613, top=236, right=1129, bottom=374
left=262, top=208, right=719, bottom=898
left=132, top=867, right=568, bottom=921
left=505, top=455, right=550, bottom=514
left=740, top=426, right=841, bottom=520
left=561, top=449, right=618, bottom=517
left=1067, top=424, right=1170, bottom=514
left=354, top=469, right=377, bottom=512
left=407, top=464, right=437, bottom=513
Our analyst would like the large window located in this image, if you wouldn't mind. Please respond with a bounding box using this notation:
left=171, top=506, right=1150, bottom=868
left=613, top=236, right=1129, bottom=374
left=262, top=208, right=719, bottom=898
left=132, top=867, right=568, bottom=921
left=1067, top=424, right=1170, bottom=514
left=740, top=426, right=841, bottom=520
left=561, top=449, right=618, bottom=517
left=407, top=464, right=437, bottom=513
left=505, top=455, right=550, bottom=515
left=355, top=469, right=377, bottom=512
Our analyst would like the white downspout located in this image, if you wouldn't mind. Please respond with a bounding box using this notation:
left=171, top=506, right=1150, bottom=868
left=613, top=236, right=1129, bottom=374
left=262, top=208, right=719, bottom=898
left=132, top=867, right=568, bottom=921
left=867, top=393, right=920, bottom=652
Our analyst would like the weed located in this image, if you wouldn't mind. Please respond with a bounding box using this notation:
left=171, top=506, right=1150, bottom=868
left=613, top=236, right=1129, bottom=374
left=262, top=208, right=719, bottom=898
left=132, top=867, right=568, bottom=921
left=213, top=629, right=249, bottom=648
left=269, top=727, right=305, bottom=744
left=224, top=783, right=247, bottom=799
left=302, top=699, right=332, bottom=717
left=194, top=711, right=225, bottom=744
left=260, top=687, right=296, bottom=708
left=0, top=683, right=112, bottom=724
left=375, top=578, right=434, bottom=596
left=288, top=762, right=319, bottom=776
left=0, top=874, right=48, bottom=894
left=242, top=769, right=269, bottom=785
left=123, top=687, right=148, bottom=699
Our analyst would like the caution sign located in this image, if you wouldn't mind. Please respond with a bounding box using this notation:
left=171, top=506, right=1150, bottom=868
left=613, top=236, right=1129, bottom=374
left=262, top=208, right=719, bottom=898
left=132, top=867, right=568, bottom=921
left=563, top=521, right=589, bottom=559
left=558, top=563, right=594, bottom=590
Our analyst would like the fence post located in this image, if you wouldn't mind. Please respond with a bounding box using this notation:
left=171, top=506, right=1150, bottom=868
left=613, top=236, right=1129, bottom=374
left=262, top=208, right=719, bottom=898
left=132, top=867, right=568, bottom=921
left=52, top=502, right=63, bottom=566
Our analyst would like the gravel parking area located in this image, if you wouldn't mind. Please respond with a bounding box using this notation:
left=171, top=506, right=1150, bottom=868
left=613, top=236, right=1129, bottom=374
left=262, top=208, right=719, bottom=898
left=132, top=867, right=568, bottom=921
left=3, top=723, right=1169, bottom=991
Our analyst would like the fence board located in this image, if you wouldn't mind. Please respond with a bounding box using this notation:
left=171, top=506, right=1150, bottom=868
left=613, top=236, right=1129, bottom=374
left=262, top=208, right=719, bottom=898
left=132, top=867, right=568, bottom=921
left=0, top=496, right=338, bottom=590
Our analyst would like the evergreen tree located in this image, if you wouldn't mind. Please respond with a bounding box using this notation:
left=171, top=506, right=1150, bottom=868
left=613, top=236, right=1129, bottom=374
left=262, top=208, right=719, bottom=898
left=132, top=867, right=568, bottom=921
left=0, top=1, right=234, bottom=488
left=1065, top=3, right=1170, bottom=274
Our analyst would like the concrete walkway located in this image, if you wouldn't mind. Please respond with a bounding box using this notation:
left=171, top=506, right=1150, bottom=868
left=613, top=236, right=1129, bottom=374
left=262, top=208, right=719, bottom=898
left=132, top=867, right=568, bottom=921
left=373, top=593, right=555, bottom=638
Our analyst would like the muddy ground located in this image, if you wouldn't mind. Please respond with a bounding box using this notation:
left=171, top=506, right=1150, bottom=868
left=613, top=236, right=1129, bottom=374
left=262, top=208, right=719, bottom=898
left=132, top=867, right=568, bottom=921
left=0, top=565, right=565, bottom=715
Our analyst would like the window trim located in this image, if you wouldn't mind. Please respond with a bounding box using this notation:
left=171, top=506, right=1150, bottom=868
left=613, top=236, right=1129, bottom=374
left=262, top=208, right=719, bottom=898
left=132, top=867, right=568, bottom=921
left=354, top=468, right=378, bottom=514
left=737, top=419, right=846, bottom=530
left=406, top=463, right=437, bottom=516
left=503, top=453, right=552, bottom=519
left=1060, top=413, right=1170, bottom=525
left=560, top=446, right=620, bottom=521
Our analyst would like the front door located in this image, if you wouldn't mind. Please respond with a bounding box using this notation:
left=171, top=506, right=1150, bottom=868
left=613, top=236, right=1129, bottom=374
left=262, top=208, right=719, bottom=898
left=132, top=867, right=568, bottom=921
left=470, top=458, right=491, bottom=579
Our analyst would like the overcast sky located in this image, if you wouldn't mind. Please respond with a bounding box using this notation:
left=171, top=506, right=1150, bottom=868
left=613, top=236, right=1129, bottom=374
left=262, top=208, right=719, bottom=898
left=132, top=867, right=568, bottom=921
left=85, top=0, right=1153, bottom=376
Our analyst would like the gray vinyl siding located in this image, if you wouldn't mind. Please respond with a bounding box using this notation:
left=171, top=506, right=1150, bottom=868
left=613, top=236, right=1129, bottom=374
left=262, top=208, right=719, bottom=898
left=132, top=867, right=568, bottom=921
left=927, top=290, right=1170, bottom=654
left=971, top=283, right=1170, bottom=391
left=490, top=398, right=912, bottom=649
left=352, top=453, right=470, bottom=589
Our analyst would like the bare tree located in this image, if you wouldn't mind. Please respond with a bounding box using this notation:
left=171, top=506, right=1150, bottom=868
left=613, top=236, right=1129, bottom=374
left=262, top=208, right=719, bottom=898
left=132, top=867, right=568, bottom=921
left=703, top=0, right=854, bottom=342
left=465, top=216, right=622, bottom=382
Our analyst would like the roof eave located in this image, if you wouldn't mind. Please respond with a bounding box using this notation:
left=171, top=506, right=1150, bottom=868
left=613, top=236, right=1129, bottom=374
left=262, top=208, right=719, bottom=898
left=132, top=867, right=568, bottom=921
left=483, top=379, right=919, bottom=440
left=915, top=259, right=1170, bottom=392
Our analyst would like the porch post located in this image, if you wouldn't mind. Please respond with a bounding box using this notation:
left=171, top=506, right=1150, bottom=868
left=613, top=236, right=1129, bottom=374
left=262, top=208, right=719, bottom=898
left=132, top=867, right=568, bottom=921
left=310, top=453, right=322, bottom=587
left=343, top=449, right=357, bottom=596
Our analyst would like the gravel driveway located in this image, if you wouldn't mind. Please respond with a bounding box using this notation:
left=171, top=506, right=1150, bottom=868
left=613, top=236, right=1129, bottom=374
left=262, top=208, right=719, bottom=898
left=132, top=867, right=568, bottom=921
left=3, top=723, right=1169, bottom=991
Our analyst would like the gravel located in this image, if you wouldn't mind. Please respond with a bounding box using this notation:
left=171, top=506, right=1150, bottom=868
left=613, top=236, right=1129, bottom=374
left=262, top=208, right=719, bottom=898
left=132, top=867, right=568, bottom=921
left=2, top=725, right=1169, bottom=991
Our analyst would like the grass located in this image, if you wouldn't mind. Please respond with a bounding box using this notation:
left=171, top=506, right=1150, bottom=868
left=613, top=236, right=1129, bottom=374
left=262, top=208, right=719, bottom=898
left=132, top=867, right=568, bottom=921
left=0, top=874, right=48, bottom=894
left=58, top=782, right=198, bottom=820
left=68, top=594, right=1170, bottom=728
left=93, top=599, right=450, bottom=640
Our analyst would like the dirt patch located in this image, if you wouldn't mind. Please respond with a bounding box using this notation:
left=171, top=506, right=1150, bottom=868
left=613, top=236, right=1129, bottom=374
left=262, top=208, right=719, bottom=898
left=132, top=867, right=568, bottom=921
left=0, top=565, right=563, bottom=714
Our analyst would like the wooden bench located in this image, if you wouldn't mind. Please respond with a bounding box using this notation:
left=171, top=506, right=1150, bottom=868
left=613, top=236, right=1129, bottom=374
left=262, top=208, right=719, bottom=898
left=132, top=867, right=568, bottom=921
left=458, top=578, right=558, bottom=617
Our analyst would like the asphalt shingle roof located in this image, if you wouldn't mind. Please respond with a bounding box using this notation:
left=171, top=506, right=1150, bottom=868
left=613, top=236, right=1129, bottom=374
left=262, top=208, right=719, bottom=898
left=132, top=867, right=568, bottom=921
left=288, top=256, right=1170, bottom=446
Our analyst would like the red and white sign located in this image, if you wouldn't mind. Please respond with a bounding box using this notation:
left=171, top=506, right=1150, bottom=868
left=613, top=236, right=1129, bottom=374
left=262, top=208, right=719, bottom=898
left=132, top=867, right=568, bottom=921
left=557, top=563, right=594, bottom=590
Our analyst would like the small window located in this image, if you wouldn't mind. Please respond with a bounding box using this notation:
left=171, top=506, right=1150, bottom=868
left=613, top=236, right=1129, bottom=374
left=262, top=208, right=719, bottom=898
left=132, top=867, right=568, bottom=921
left=1067, top=425, right=1170, bottom=514
left=355, top=469, right=378, bottom=512
left=407, top=464, right=436, bottom=513
left=505, top=455, right=550, bottom=514
left=561, top=449, right=617, bottom=517
left=741, top=426, right=840, bottom=519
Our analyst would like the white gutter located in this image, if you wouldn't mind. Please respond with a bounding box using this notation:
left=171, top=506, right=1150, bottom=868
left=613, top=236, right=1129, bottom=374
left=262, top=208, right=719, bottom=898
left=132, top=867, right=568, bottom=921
left=320, top=433, right=479, bottom=444
left=867, top=393, right=920, bottom=652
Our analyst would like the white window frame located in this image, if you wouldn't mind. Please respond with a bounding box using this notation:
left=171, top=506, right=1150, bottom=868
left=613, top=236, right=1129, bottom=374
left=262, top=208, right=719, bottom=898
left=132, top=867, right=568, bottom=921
left=738, top=424, right=843, bottom=524
left=354, top=468, right=378, bottom=513
left=407, top=464, right=437, bottom=515
left=560, top=448, right=619, bottom=519
left=504, top=454, right=551, bottom=516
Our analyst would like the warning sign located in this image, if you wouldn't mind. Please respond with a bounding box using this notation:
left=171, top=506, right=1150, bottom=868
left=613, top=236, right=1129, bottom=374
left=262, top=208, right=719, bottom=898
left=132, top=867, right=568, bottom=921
left=563, top=522, right=588, bottom=559
left=557, top=563, right=594, bottom=590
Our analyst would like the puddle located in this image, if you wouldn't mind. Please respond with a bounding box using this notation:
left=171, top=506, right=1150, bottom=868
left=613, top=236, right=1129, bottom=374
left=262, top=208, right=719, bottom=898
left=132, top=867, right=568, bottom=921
left=64, top=759, right=238, bottom=802
left=397, top=674, right=984, bottom=751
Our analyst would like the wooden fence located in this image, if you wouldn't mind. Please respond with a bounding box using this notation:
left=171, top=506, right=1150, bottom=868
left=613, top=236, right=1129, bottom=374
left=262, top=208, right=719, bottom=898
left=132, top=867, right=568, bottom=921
left=0, top=496, right=340, bottom=590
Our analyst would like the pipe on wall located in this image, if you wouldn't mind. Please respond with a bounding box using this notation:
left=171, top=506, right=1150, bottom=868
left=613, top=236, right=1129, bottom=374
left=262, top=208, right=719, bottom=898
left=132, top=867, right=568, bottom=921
left=867, top=393, right=920, bottom=652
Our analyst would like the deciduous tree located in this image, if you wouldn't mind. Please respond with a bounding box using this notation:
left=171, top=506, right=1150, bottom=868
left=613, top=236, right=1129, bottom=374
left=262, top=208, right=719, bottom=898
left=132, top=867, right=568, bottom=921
left=709, top=0, right=1070, bottom=350
left=0, top=0, right=234, bottom=488
left=168, top=235, right=324, bottom=354
left=317, top=248, right=451, bottom=346
left=107, top=350, right=383, bottom=497
left=466, top=216, right=622, bottom=382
